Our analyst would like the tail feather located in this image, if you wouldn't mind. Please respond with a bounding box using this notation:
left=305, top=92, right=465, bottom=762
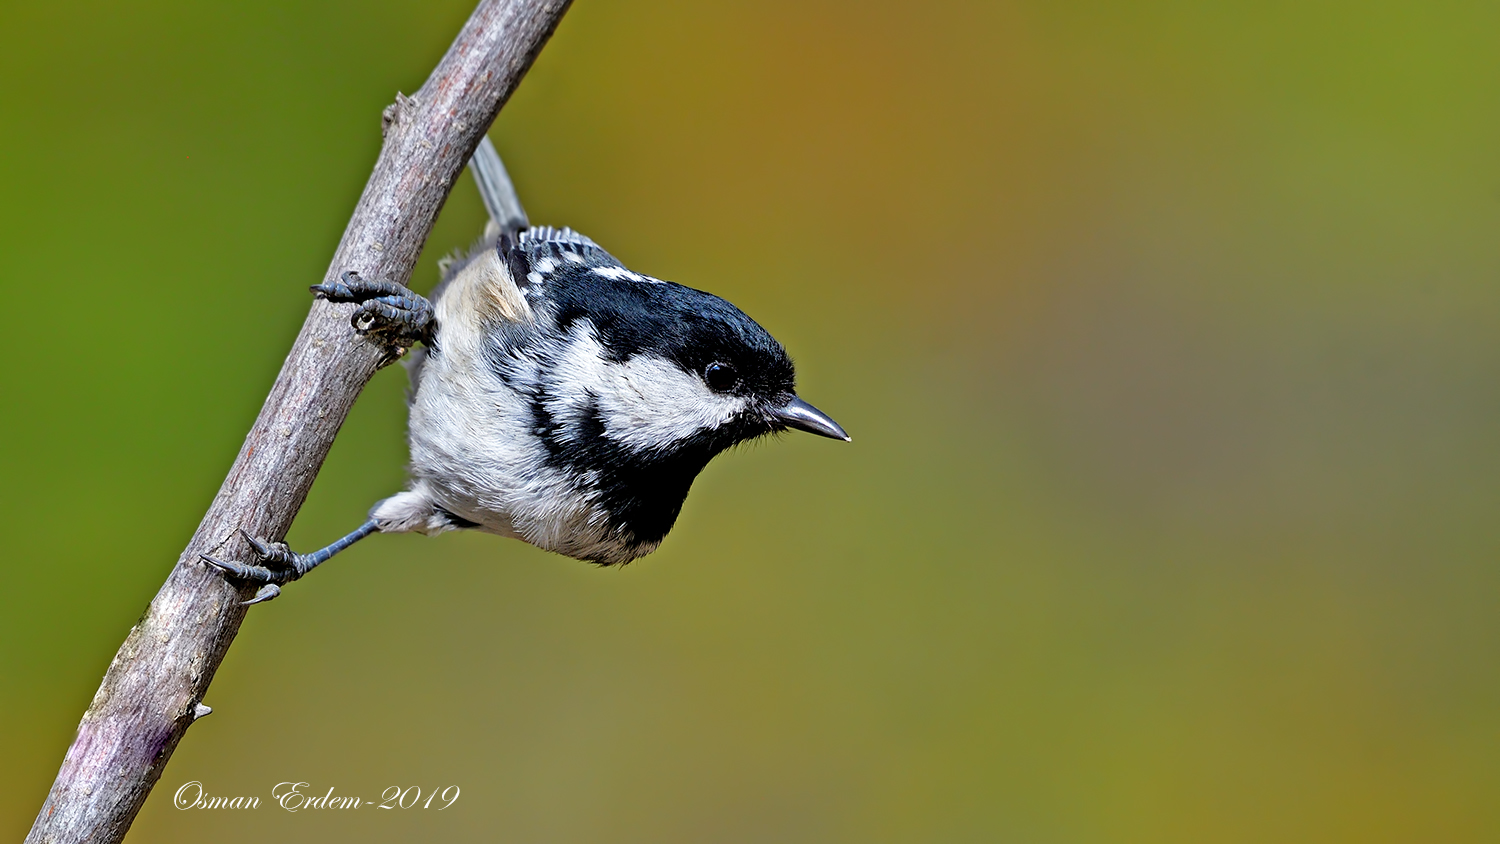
left=469, top=136, right=528, bottom=235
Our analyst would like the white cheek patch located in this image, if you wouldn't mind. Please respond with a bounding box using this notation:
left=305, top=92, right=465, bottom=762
left=542, top=323, right=746, bottom=452
left=599, top=354, right=746, bottom=451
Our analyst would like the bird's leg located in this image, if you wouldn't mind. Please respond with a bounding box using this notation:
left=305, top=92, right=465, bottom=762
left=201, top=519, right=381, bottom=605
left=312, top=270, right=434, bottom=347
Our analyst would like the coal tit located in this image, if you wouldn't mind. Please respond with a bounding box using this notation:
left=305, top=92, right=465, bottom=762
left=204, top=139, right=848, bottom=603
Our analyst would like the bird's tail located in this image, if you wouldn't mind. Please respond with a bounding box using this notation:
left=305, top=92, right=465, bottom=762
left=469, top=136, right=529, bottom=236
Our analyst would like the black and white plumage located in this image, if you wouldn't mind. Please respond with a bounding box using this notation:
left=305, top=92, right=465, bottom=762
left=203, top=138, right=846, bottom=601
left=375, top=222, right=838, bottom=564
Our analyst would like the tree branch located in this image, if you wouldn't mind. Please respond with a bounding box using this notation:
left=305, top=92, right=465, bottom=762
left=26, top=1, right=571, bottom=841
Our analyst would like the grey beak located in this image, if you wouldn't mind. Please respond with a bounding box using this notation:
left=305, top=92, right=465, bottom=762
left=777, top=396, right=850, bottom=441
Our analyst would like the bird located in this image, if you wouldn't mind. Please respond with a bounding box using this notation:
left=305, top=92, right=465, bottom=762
left=204, top=138, right=848, bottom=604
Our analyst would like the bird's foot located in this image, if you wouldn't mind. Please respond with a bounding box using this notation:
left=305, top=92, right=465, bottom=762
left=312, top=270, right=434, bottom=347
left=200, top=530, right=315, bottom=605
left=201, top=520, right=380, bottom=605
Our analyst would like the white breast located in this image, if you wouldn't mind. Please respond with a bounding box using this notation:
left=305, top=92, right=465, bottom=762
left=387, top=248, right=639, bottom=562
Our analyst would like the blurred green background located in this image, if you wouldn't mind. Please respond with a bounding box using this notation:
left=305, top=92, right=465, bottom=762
left=4, top=1, right=1499, bottom=841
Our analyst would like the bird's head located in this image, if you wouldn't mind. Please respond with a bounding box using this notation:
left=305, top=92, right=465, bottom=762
left=509, top=228, right=848, bottom=560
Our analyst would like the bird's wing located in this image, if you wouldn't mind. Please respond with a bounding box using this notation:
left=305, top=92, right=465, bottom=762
left=507, top=226, right=629, bottom=294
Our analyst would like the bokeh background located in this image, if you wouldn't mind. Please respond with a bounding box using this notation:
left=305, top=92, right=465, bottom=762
left=4, top=1, right=1499, bottom=841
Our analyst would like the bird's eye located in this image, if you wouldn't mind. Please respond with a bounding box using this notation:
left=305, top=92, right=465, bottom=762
left=703, top=362, right=737, bottom=392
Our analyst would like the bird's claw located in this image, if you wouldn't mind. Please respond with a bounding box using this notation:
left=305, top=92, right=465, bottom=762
left=200, top=529, right=312, bottom=605
left=240, top=530, right=301, bottom=569
left=243, top=584, right=282, bottom=605
left=312, top=270, right=433, bottom=347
